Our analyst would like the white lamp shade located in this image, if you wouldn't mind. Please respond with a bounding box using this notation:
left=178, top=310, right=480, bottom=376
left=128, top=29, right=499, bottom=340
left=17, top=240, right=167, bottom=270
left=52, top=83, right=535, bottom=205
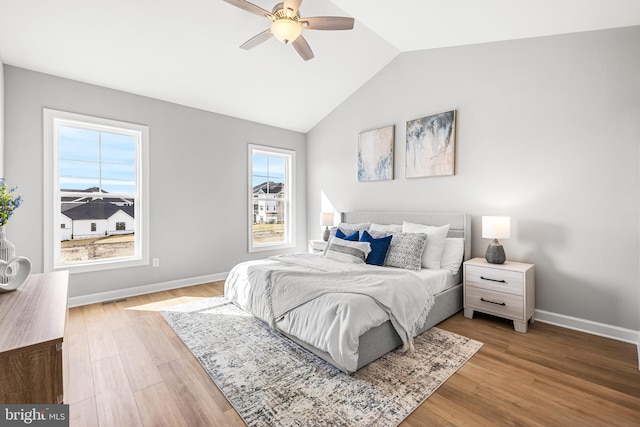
left=321, top=212, right=334, bottom=227
left=482, top=216, right=511, bottom=239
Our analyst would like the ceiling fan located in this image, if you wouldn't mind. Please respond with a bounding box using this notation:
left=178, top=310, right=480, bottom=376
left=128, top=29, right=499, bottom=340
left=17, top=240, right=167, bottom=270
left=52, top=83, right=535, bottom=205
left=223, top=0, right=355, bottom=61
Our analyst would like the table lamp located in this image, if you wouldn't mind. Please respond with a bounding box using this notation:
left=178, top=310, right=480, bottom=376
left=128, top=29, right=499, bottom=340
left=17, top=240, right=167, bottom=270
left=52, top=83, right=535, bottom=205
left=482, top=216, right=510, bottom=264
left=321, top=212, right=334, bottom=241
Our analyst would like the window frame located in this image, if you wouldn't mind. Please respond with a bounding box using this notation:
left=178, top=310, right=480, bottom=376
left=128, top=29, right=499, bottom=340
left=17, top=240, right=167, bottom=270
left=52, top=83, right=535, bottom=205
left=43, top=109, right=150, bottom=274
left=247, top=144, right=295, bottom=253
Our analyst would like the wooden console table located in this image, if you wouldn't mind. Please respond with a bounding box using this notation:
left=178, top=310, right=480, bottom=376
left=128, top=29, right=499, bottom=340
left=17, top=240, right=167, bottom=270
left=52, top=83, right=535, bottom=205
left=0, top=271, right=69, bottom=403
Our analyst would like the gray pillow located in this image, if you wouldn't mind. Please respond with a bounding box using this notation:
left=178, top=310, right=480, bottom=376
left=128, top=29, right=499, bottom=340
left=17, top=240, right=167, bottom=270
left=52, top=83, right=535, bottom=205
left=384, top=233, right=428, bottom=271
left=324, top=239, right=371, bottom=264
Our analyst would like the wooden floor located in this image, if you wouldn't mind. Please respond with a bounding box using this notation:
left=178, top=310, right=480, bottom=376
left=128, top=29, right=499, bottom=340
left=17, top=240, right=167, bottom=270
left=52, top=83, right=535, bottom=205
left=67, top=281, right=640, bottom=426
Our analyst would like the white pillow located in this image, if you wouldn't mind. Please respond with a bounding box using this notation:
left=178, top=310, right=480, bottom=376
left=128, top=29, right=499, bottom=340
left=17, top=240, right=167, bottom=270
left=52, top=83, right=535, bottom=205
left=338, top=222, right=370, bottom=231
left=324, top=239, right=371, bottom=264
left=402, top=221, right=451, bottom=269
left=369, top=223, right=403, bottom=234
left=440, top=238, right=465, bottom=274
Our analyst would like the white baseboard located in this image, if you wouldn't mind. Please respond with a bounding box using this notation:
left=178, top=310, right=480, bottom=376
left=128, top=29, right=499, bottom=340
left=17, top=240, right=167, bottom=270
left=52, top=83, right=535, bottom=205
left=534, top=309, right=638, bottom=344
left=67, top=272, right=229, bottom=308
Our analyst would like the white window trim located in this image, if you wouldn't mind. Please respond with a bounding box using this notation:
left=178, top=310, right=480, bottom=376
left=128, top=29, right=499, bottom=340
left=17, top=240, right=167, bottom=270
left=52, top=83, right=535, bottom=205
left=43, top=108, right=150, bottom=274
left=248, top=144, right=295, bottom=253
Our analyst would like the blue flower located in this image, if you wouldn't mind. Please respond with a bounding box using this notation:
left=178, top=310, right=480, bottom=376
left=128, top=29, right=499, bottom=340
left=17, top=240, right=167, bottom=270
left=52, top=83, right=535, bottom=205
left=0, top=178, right=23, bottom=226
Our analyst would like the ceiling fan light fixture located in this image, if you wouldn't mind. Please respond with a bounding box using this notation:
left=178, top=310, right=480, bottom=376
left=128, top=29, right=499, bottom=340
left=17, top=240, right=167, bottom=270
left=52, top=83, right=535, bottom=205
left=271, top=18, right=302, bottom=44
left=224, top=0, right=354, bottom=60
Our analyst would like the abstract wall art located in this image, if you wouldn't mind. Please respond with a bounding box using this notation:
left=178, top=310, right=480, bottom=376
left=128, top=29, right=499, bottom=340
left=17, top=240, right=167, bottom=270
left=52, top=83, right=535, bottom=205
left=406, top=110, right=456, bottom=178
left=357, top=125, right=394, bottom=182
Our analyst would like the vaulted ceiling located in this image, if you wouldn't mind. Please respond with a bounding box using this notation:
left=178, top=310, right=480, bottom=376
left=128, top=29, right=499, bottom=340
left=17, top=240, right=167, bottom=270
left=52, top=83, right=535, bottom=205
left=1, top=0, right=639, bottom=132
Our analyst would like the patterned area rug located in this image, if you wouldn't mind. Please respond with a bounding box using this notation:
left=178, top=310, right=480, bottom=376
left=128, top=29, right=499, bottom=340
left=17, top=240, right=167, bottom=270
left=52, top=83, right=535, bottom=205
left=161, top=296, right=482, bottom=427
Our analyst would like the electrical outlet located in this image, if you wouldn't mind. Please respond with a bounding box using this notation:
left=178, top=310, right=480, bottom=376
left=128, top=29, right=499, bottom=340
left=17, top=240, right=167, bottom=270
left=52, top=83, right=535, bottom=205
left=152, top=258, right=160, bottom=267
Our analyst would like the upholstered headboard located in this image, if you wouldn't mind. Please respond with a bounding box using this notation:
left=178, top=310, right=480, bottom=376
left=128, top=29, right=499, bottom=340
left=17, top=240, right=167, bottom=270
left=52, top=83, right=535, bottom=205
left=341, top=211, right=471, bottom=261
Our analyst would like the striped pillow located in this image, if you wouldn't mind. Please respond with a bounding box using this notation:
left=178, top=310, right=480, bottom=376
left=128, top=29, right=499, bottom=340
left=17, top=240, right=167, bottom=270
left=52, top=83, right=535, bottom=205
left=324, top=239, right=371, bottom=264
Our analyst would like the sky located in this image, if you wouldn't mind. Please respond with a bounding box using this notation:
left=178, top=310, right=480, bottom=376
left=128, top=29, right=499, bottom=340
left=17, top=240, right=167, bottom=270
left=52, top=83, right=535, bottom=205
left=59, top=125, right=137, bottom=194
left=252, top=153, right=286, bottom=188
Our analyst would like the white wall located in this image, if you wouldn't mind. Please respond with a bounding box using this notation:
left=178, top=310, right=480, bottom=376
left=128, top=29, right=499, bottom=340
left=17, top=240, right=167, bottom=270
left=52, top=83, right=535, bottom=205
left=72, top=219, right=109, bottom=239
left=60, top=214, right=72, bottom=241
left=306, top=26, right=640, bottom=332
left=3, top=66, right=307, bottom=299
left=108, top=211, right=134, bottom=234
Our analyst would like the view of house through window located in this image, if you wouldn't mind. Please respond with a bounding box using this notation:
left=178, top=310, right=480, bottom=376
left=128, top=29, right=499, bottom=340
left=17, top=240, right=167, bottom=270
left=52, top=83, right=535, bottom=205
left=249, top=145, right=294, bottom=251
left=56, top=118, right=140, bottom=265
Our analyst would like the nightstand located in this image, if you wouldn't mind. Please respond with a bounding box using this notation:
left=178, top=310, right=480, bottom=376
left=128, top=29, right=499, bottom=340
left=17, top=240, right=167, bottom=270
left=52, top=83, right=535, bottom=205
left=308, top=239, right=328, bottom=254
left=463, top=257, right=535, bottom=333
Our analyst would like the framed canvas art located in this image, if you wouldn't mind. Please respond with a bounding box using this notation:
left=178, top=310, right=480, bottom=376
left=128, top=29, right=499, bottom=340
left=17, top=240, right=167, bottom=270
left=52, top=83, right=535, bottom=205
left=357, top=125, right=394, bottom=182
left=406, top=110, right=456, bottom=178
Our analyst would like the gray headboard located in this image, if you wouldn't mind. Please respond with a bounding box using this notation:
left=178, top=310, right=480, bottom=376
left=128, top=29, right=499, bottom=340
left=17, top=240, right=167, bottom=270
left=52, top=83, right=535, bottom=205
left=341, top=211, right=471, bottom=261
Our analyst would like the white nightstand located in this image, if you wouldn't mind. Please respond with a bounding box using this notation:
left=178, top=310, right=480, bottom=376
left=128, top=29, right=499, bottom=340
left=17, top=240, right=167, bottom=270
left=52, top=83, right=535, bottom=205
left=463, top=257, right=535, bottom=333
left=308, top=239, right=328, bottom=254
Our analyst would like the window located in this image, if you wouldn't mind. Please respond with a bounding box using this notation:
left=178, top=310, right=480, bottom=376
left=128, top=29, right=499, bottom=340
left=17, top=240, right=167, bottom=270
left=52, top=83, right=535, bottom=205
left=248, top=144, right=294, bottom=252
left=44, top=109, right=149, bottom=273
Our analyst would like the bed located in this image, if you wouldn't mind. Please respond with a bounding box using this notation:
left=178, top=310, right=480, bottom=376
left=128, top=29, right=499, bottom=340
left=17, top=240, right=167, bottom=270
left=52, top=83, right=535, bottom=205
left=224, top=212, right=471, bottom=373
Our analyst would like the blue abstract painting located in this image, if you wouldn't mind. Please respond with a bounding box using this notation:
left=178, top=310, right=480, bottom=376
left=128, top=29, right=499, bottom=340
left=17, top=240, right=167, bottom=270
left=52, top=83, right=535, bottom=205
left=358, top=125, right=394, bottom=182
left=406, top=110, right=456, bottom=178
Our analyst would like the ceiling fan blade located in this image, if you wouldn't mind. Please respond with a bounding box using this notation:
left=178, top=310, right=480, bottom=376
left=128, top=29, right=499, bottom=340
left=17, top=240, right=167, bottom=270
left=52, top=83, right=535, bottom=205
left=292, top=35, right=314, bottom=61
left=223, top=0, right=273, bottom=19
left=300, top=16, right=354, bottom=31
left=283, top=0, right=302, bottom=13
left=240, top=29, right=273, bottom=50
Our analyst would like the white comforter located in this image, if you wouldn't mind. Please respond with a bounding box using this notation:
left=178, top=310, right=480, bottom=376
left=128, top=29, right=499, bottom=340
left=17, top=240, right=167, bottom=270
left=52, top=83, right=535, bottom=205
left=224, top=253, right=437, bottom=372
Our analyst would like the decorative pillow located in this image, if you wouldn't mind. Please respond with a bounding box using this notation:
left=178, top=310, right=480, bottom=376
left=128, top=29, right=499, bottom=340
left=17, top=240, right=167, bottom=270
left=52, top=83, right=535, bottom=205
left=360, top=230, right=393, bottom=266
left=440, top=238, right=465, bottom=274
left=402, top=221, right=450, bottom=269
left=384, top=233, right=428, bottom=271
left=325, top=227, right=361, bottom=255
left=328, top=222, right=370, bottom=240
left=324, top=239, right=371, bottom=264
left=369, top=223, right=403, bottom=234
left=335, top=228, right=359, bottom=241
left=367, top=229, right=393, bottom=239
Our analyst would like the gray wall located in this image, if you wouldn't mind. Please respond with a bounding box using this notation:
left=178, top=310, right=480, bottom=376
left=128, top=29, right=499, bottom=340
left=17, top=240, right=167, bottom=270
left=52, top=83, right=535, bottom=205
left=306, top=26, right=640, bottom=331
left=4, top=66, right=306, bottom=298
left=0, top=55, right=4, bottom=176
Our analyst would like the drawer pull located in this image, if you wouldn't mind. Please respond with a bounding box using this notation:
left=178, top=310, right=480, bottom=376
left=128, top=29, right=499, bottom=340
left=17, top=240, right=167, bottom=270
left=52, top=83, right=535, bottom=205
left=480, top=276, right=507, bottom=283
left=481, top=297, right=506, bottom=306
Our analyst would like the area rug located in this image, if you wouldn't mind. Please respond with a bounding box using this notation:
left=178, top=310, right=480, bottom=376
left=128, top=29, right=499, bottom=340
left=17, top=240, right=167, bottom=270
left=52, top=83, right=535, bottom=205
left=161, top=296, right=482, bottom=427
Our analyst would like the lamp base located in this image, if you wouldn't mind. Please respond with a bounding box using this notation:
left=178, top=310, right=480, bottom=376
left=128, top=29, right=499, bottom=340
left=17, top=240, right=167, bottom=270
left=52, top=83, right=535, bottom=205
left=485, top=239, right=506, bottom=264
left=322, top=227, right=330, bottom=242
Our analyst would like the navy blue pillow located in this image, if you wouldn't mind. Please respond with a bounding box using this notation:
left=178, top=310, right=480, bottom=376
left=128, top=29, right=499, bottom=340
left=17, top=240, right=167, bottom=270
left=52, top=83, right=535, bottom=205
left=335, top=228, right=360, bottom=241
left=360, top=230, right=392, bottom=266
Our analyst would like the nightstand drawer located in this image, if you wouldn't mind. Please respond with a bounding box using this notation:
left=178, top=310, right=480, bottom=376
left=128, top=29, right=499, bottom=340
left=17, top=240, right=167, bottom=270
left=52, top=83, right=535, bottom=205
left=465, top=286, right=524, bottom=320
left=465, top=264, right=524, bottom=295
